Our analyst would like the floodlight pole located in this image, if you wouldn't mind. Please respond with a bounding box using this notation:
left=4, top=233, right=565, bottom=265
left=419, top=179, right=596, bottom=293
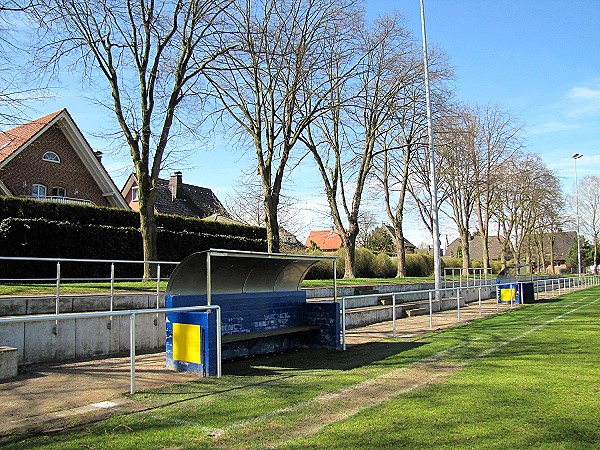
left=573, top=153, right=583, bottom=281
left=420, top=0, right=442, bottom=297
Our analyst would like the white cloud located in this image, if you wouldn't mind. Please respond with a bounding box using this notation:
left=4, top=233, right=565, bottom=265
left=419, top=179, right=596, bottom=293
left=567, top=86, right=600, bottom=100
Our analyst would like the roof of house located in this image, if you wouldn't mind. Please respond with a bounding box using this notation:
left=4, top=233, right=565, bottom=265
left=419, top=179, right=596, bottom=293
left=542, top=231, right=577, bottom=260
left=0, top=109, right=128, bottom=208
left=0, top=110, right=64, bottom=164
left=305, top=229, right=343, bottom=251
left=122, top=173, right=228, bottom=219
left=155, top=178, right=226, bottom=218
left=382, top=224, right=416, bottom=249
left=446, top=234, right=507, bottom=260
left=445, top=230, right=577, bottom=262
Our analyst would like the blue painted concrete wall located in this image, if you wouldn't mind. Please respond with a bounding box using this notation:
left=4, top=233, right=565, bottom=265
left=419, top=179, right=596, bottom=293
left=166, top=291, right=340, bottom=371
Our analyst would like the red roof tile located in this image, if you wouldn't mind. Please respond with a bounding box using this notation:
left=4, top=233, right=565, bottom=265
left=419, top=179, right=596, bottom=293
left=305, top=229, right=343, bottom=251
left=0, top=110, right=64, bottom=164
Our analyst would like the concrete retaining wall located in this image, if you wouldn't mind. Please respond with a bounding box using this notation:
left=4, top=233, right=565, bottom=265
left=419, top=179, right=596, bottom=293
left=344, top=285, right=495, bottom=328
left=0, top=294, right=165, bottom=364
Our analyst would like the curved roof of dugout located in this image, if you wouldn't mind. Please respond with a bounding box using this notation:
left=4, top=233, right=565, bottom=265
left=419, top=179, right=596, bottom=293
left=166, top=249, right=337, bottom=298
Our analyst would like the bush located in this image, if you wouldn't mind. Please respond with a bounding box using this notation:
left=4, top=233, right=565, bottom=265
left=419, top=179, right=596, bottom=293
left=490, top=260, right=503, bottom=274
left=372, top=252, right=396, bottom=278
left=304, top=248, right=344, bottom=280
left=441, top=257, right=462, bottom=269
left=354, top=247, right=376, bottom=278
left=406, top=253, right=434, bottom=277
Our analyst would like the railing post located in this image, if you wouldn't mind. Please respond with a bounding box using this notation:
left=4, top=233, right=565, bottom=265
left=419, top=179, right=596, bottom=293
left=478, top=285, right=482, bottom=316
left=342, top=297, right=346, bottom=351
left=110, top=263, right=115, bottom=313
left=130, top=312, right=136, bottom=395
left=392, top=294, right=397, bottom=337
left=216, top=307, right=222, bottom=378
left=155, top=264, right=161, bottom=327
left=428, top=290, right=433, bottom=329
left=456, top=288, right=460, bottom=322
left=54, top=260, right=61, bottom=334
left=156, top=264, right=161, bottom=310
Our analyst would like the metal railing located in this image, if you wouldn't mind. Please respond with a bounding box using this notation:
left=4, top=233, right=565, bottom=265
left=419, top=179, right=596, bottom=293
left=26, top=195, right=95, bottom=205
left=339, top=275, right=600, bottom=350
left=0, top=304, right=222, bottom=393
left=0, top=256, right=180, bottom=321
left=443, top=267, right=494, bottom=289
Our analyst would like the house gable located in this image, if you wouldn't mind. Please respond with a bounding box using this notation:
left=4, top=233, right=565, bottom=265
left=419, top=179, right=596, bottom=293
left=0, top=109, right=127, bottom=208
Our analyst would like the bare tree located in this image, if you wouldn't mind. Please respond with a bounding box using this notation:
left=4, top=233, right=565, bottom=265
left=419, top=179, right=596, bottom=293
left=0, top=1, right=41, bottom=125
left=470, top=104, right=523, bottom=271
left=437, top=105, right=479, bottom=269
left=302, top=15, right=413, bottom=278
left=31, top=0, right=231, bottom=278
left=494, top=152, right=558, bottom=271
left=204, top=0, right=358, bottom=253
left=223, top=170, right=304, bottom=240
left=375, top=44, right=451, bottom=277
left=574, top=175, right=600, bottom=273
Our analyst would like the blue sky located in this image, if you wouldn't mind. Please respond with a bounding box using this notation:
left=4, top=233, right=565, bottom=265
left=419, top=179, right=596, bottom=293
left=7, top=0, right=600, bottom=245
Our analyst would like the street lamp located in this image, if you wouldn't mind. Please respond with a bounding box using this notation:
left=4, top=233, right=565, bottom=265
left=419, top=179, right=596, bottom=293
left=572, top=153, right=583, bottom=280
left=420, top=0, right=442, bottom=298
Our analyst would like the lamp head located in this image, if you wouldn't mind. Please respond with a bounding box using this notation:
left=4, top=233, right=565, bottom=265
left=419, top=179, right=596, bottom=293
left=572, top=153, right=583, bottom=159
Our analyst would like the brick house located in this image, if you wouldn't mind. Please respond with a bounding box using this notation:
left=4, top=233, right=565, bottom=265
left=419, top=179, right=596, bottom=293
left=0, top=109, right=127, bottom=208
left=121, top=171, right=228, bottom=218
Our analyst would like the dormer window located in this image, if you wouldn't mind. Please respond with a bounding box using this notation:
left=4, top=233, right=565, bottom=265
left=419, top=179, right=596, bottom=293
left=131, top=186, right=139, bottom=201
left=42, top=151, right=60, bottom=163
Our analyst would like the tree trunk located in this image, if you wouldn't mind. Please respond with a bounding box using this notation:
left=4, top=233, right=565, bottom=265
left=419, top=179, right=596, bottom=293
left=460, top=229, right=470, bottom=270
left=342, top=220, right=359, bottom=278
left=138, top=200, right=157, bottom=281
left=394, top=224, right=407, bottom=278
left=263, top=193, right=280, bottom=253
left=481, top=229, right=490, bottom=272
left=593, top=235, right=598, bottom=274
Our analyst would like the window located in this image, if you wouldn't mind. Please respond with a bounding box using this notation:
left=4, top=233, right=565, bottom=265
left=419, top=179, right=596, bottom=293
left=42, top=151, right=60, bottom=163
left=32, top=184, right=47, bottom=199
left=52, top=187, right=66, bottom=198
left=131, top=186, right=139, bottom=201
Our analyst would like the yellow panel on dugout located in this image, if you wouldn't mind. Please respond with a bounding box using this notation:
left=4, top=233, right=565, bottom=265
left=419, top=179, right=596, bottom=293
left=500, top=287, right=516, bottom=302
left=172, top=322, right=201, bottom=364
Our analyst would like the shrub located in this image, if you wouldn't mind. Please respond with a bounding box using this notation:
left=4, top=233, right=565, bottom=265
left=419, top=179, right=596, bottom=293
left=354, top=247, right=376, bottom=278
left=372, top=252, right=396, bottom=278
left=0, top=196, right=265, bottom=239
left=441, top=257, right=462, bottom=269
left=490, top=260, right=503, bottom=274
left=406, top=253, right=434, bottom=277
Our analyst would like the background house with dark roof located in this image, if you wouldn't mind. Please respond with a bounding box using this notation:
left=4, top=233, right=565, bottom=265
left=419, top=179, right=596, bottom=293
left=381, top=224, right=416, bottom=254
left=0, top=109, right=127, bottom=208
left=446, top=234, right=508, bottom=261
left=121, top=171, right=228, bottom=218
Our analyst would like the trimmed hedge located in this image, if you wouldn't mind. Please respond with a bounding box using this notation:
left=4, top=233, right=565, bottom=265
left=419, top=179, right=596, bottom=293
left=0, top=196, right=266, bottom=240
left=0, top=217, right=267, bottom=279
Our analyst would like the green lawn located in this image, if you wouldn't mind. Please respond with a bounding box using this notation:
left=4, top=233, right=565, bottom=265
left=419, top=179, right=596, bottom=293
left=0, top=281, right=168, bottom=296
left=2, top=289, right=599, bottom=449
